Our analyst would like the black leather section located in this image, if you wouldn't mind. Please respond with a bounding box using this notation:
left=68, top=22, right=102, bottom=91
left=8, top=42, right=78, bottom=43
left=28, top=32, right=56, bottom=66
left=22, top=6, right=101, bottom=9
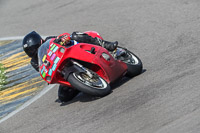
left=71, top=32, right=99, bottom=45
left=30, top=57, right=39, bottom=72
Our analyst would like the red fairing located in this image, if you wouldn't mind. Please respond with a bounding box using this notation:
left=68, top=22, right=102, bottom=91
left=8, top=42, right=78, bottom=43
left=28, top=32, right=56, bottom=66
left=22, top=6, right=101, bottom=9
left=39, top=31, right=127, bottom=87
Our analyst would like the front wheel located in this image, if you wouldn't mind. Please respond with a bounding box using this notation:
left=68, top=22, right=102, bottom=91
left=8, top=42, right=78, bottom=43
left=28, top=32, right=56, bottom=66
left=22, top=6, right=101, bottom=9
left=67, top=70, right=111, bottom=97
left=116, top=48, right=143, bottom=77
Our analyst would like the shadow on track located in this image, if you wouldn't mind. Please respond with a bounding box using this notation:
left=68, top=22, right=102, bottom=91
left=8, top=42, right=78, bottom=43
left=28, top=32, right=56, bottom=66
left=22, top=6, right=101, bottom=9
left=56, top=69, right=146, bottom=106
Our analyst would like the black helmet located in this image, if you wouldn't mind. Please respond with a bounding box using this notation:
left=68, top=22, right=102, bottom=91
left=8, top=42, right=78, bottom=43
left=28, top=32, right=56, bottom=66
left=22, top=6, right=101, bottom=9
left=22, top=31, right=42, bottom=57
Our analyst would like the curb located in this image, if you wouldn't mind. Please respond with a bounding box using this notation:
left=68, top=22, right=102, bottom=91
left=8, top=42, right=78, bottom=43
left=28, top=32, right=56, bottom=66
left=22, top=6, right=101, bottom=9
left=0, top=39, right=49, bottom=120
left=0, top=84, right=56, bottom=123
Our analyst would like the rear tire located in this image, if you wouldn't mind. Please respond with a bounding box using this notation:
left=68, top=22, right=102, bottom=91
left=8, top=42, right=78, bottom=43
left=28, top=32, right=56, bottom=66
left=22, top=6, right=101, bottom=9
left=126, top=52, right=143, bottom=77
left=68, top=71, right=111, bottom=97
left=117, top=48, right=143, bottom=77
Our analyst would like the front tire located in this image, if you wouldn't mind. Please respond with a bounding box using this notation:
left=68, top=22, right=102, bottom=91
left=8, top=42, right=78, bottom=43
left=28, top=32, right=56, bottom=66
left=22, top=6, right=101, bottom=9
left=67, top=71, right=111, bottom=97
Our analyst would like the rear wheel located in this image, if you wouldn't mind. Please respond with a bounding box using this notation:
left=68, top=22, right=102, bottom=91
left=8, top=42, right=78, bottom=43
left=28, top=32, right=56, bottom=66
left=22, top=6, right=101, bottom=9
left=116, top=48, right=143, bottom=77
left=67, top=70, right=111, bottom=97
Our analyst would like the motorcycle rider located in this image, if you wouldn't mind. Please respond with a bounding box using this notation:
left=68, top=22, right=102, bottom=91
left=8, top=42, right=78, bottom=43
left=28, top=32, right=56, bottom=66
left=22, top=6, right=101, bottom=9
left=22, top=31, right=118, bottom=102
left=22, top=31, right=118, bottom=72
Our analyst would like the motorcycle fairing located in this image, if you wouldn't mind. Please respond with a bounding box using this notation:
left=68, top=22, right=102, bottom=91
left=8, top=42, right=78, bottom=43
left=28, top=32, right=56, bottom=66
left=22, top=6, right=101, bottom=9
left=39, top=38, right=64, bottom=83
left=39, top=33, right=127, bottom=86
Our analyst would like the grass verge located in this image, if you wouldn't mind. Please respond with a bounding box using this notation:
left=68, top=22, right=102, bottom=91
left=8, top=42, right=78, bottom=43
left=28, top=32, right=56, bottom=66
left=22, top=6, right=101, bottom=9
left=0, top=63, right=7, bottom=90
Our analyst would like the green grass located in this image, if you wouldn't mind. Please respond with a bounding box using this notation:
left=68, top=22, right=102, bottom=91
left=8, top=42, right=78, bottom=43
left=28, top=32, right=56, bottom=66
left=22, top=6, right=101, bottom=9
left=0, top=63, right=7, bottom=90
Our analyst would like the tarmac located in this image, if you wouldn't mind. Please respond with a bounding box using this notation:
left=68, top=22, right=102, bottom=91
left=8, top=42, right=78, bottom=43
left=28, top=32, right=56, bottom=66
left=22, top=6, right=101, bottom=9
left=1, top=0, right=200, bottom=133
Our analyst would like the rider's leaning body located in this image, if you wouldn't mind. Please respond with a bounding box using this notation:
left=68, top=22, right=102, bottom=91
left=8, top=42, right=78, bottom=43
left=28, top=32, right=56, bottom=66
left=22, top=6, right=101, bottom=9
left=22, top=31, right=119, bottom=102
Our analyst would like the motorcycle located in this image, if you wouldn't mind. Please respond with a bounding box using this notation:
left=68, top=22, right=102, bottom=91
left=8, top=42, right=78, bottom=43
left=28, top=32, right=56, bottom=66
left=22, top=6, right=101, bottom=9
left=38, top=31, right=143, bottom=100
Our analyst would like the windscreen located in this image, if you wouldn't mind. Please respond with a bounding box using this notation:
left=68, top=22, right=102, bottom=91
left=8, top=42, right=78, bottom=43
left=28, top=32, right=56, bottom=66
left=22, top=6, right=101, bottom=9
left=38, top=40, right=51, bottom=68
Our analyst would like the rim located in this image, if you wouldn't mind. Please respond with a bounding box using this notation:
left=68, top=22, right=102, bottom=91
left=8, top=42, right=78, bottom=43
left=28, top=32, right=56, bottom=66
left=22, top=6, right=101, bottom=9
left=73, top=72, right=108, bottom=90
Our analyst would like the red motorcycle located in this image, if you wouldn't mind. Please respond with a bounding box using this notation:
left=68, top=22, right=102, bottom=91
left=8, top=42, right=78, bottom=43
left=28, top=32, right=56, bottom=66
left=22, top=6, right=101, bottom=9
left=38, top=31, right=142, bottom=100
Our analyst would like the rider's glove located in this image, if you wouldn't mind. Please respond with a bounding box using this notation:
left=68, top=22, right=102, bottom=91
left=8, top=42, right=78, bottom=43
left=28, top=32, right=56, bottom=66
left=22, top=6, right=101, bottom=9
left=54, top=33, right=71, bottom=46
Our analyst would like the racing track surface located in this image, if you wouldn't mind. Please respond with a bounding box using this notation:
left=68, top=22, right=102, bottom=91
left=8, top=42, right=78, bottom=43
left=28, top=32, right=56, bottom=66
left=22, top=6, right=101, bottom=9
left=1, top=0, right=200, bottom=133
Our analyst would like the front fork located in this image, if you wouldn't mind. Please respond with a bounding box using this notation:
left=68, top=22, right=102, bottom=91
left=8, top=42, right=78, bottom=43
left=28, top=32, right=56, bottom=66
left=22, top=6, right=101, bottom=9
left=62, top=60, right=94, bottom=81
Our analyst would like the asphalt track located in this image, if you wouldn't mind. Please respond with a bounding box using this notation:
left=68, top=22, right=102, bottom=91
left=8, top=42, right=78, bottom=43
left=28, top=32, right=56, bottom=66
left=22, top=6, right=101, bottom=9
left=1, top=0, right=200, bottom=133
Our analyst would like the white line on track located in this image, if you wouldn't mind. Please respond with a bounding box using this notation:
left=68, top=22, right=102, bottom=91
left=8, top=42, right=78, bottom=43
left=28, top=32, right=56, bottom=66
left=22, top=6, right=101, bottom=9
left=0, top=36, right=48, bottom=41
left=0, top=36, right=54, bottom=123
left=0, top=84, right=56, bottom=123
left=0, top=36, right=24, bottom=41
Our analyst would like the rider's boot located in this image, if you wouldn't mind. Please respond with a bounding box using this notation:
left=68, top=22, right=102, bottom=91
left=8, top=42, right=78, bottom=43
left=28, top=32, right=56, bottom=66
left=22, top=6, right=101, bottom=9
left=71, top=32, right=118, bottom=51
left=94, top=37, right=118, bottom=51
left=58, top=85, right=80, bottom=103
left=115, top=48, right=127, bottom=57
